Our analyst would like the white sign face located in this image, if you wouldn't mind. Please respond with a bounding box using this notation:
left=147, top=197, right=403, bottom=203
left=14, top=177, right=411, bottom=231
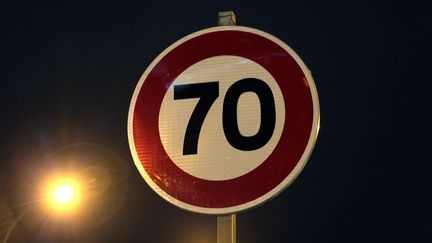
left=159, top=55, right=285, bottom=181
left=128, top=26, right=320, bottom=214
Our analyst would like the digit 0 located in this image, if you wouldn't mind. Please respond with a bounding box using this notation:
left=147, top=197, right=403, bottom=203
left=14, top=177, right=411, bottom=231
left=223, top=78, right=276, bottom=151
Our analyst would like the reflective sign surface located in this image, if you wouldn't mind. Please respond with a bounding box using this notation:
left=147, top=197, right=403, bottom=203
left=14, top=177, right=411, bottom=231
left=128, top=26, right=320, bottom=214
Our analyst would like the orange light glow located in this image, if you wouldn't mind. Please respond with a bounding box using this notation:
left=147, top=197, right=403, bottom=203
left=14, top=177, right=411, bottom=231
left=47, top=178, right=81, bottom=212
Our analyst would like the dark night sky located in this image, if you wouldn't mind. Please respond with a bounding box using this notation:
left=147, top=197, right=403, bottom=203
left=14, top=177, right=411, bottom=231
left=0, top=1, right=431, bottom=242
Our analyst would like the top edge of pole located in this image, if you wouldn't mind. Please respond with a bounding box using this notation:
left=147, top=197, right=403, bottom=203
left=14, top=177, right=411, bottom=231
left=218, top=11, right=236, bottom=26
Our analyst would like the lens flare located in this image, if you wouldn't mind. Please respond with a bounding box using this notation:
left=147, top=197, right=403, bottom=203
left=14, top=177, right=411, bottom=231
left=47, top=179, right=81, bottom=211
left=54, top=184, right=75, bottom=204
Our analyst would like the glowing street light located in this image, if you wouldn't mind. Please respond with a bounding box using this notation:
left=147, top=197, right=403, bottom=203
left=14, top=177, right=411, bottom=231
left=53, top=184, right=75, bottom=204
left=47, top=178, right=81, bottom=212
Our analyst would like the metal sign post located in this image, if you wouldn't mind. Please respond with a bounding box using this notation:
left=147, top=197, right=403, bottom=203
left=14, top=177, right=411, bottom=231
left=128, top=8, right=319, bottom=243
left=217, top=10, right=237, bottom=243
left=218, top=11, right=236, bottom=26
left=217, top=214, right=236, bottom=243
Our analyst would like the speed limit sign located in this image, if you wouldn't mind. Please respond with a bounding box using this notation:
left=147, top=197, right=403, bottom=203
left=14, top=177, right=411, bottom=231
left=128, top=26, right=320, bottom=214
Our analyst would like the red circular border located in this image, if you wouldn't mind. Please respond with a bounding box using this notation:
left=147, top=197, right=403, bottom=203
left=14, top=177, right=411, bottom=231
left=132, top=30, right=313, bottom=208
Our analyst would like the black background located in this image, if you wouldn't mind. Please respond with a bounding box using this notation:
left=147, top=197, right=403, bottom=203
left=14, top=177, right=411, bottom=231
left=0, top=1, right=431, bottom=242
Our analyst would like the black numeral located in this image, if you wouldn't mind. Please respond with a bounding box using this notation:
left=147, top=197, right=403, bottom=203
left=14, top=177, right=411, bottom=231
left=174, top=78, right=276, bottom=155
left=174, top=82, right=219, bottom=155
left=223, top=78, right=276, bottom=151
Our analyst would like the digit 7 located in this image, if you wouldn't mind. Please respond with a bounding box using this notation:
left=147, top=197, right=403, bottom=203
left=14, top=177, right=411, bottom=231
left=174, top=82, right=219, bottom=155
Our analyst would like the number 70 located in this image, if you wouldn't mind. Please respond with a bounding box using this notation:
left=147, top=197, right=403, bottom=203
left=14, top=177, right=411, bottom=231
left=174, top=78, right=276, bottom=155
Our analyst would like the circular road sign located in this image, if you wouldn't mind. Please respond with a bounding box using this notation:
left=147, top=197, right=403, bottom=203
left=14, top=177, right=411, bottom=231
left=128, top=26, right=320, bottom=214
